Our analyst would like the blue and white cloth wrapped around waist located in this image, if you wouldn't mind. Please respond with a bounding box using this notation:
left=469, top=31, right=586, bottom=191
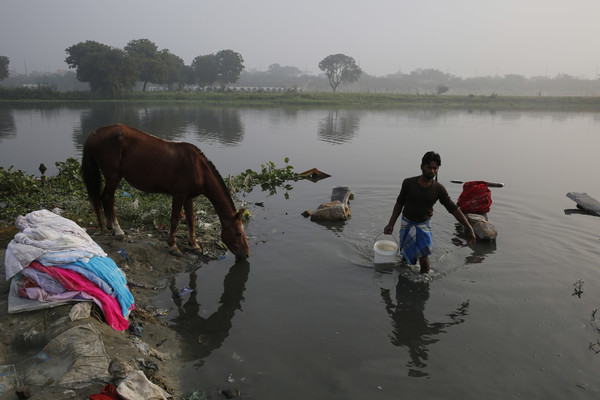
left=399, top=215, right=433, bottom=265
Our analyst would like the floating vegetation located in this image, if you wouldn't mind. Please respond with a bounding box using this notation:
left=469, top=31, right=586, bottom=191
left=227, top=157, right=299, bottom=197
left=573, top=279, right=584, bottom=298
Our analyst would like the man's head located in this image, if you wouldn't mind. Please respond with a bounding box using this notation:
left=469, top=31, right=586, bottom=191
left=421, top=151, right=441, bottom=167
left=421, top=151, right=441, bottom=181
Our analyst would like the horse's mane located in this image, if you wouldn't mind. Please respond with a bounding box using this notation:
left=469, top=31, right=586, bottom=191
left=193, top=146, right=236, bottom=211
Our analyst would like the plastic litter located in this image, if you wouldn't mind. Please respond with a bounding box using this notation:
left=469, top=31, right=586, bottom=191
left=116, top=370, right=172, bottom=400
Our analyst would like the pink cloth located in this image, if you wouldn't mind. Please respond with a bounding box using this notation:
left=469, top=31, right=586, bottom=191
left=29, top=262, right=129, bottom=331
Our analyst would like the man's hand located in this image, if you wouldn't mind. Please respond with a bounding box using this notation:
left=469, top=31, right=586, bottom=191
left=466, top=227, right=476, bottom=245
left=384, top=224, right=394, bottom=235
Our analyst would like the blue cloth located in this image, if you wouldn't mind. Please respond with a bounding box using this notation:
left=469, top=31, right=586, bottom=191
left=399, top=216, right=433, bottom=265
left=58, top=264, right=115, bottom=296
left=37, top=249, right=100, bottom=266
left=70, top=256, right=134, bottom=316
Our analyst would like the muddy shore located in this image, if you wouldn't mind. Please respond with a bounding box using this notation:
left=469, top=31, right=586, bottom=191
left=0, top=226, right=235, bottom=400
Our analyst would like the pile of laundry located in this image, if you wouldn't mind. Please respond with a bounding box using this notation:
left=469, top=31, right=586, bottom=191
left=4, top=209, right=134, bottom=331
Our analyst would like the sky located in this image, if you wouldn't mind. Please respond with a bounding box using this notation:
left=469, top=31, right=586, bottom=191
left=3, top=0, right=600, bottom=79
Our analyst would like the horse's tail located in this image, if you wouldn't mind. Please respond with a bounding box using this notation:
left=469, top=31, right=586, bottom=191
left=81, top=134, right=104, bottom=228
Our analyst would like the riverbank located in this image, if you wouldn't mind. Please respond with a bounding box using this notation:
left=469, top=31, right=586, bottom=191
left=2, top=90, right=600, bottom=111
left=0, top=224, right=240, bottom=400
left=0, top=158, right=294, bottom=399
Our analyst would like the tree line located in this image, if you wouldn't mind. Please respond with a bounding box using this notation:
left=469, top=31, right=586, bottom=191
left=0, top=39, right=362, bottom=94
left=62, top=39, right=248, bottom=95
left=3, top=43, right=600, bottom=95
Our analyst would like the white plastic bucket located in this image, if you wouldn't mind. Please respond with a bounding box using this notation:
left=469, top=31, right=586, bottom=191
left=373, top=239, right=398, bottom=264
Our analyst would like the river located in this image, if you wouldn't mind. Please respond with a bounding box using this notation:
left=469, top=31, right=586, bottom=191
left=2, top=103, right=600, bottom=399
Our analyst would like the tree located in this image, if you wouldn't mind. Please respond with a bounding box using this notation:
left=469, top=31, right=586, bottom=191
left=159, top=50, right=188, bottom=91
left=0, top=55, right=9, bottom=81
left=124, top=39, right=167, bottom=91
left=318, top=54, right=362, bottom=92
left=192, top=54, right=219, bottom=89
left=267, top=63, right=302, bottom=77
left=214, top=50, right=244, bottom=89
left=65, top=40, right=137, bottom=95
left=436, top=84, right=449, bottom=95
left=181, top=65, right=196, bottom=89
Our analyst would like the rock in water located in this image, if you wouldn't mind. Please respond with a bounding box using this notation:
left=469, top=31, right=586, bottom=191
left=466, top=213, right=498, bottom=240
left=306, top=186, right=354, bottom=221
left=310, top=201, right=351, bottom=221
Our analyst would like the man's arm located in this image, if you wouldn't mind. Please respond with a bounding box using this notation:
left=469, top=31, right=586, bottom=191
left=451, top=208, right=476, bottom=244
left=384, top=201, right=404, bottom=234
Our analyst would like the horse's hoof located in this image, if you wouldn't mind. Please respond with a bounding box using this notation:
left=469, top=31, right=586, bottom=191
left=115, top=233, right=125, bottom=241
left=188, top=242, right=203, bottom=255
left=169, top=249, right=184, bottom=257
left=169, top=246, right=183, bottom=257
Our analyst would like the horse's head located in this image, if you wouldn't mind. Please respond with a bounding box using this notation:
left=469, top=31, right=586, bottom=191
left=222, top=209, right=250, bottom=260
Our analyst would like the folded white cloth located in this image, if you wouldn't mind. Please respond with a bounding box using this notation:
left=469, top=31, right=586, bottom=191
left=5, top=209, right=106, bottom=280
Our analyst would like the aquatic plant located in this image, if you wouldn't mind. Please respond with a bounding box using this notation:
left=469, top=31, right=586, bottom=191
left=0, top=157, right=299, bottom=230
left=227, top=157, right=298, bottom=196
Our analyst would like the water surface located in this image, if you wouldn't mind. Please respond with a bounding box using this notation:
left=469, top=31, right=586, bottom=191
left=2, top=104, right=600, bottom=398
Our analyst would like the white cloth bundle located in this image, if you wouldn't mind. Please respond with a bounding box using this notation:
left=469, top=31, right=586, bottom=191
left=5, top=209, right=107, bottom=280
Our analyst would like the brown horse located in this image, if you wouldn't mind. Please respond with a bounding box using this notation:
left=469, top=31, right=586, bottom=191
left=81, top=124, right=249, bottom=260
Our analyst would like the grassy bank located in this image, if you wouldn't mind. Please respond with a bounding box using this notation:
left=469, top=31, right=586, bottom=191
left=0, top=158, right=297, bottom=235
left=2, top=88, right=600, bottom=110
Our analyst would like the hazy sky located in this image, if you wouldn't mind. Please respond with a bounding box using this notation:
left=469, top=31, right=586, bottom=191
left=3, top=0, right=600, bottom=78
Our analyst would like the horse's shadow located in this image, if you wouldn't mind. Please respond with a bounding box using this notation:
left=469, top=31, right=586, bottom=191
left=168, top=261, right=250, bottom=366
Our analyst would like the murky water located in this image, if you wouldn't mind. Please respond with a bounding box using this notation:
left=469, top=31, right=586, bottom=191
left=2, top=104, right=600, bottom=398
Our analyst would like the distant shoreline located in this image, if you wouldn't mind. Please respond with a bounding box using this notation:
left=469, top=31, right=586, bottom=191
left=2, top=91, right=600, bottom=110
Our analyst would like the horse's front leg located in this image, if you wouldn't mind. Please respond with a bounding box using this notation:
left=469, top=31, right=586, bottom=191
left=168, top=195, right=185, bottom=257
left=184, top=197, right=202, bottom=255
left=101, top=177, right=125, bottom=240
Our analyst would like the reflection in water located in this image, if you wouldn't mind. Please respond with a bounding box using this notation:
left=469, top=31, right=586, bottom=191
left=317, top=110, right=360, bottom=144
left=188, top=108, right=244, bottom=146
left=168, top=261, right=250, bottom=367
left=452, top=223, right=497, bottom=264
left=381, top=273, right=469, bottom=377
left=0, top=106, right=16, bottom=141
left=74, top=105, right=245, bottom=148
left=311, top=219, right=347, bottom=233
left=75, top=103, right=148, bottom=147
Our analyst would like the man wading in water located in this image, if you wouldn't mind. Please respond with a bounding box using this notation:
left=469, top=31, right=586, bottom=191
left=384, top=151, right=476, bottom=274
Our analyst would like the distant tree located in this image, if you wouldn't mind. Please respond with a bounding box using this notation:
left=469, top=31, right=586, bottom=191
left=267, top=63, right=302, bottom=77
left=65, top=40, right=137, bottom=95
left=181, top=65, right=196, bottom=88
left=318, top=54, right=362, bottom=92
left=215, top=49, right=244, bottom=89
left=410, top=68, right=450, bottom=81
left=192, top=54, right=219, bottom=89
left=124, top=39, right=168, bottom=91
left=159, top=50, right=187, bottom=90
left=436, top=84, right=449, bottom=95
left=0, top=55, right=9, bottom=80
left=503, top=74, right=527, bottom=91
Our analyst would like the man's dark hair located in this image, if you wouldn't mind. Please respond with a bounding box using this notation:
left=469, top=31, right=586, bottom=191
left=421, top=151, right=441, bottom=166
